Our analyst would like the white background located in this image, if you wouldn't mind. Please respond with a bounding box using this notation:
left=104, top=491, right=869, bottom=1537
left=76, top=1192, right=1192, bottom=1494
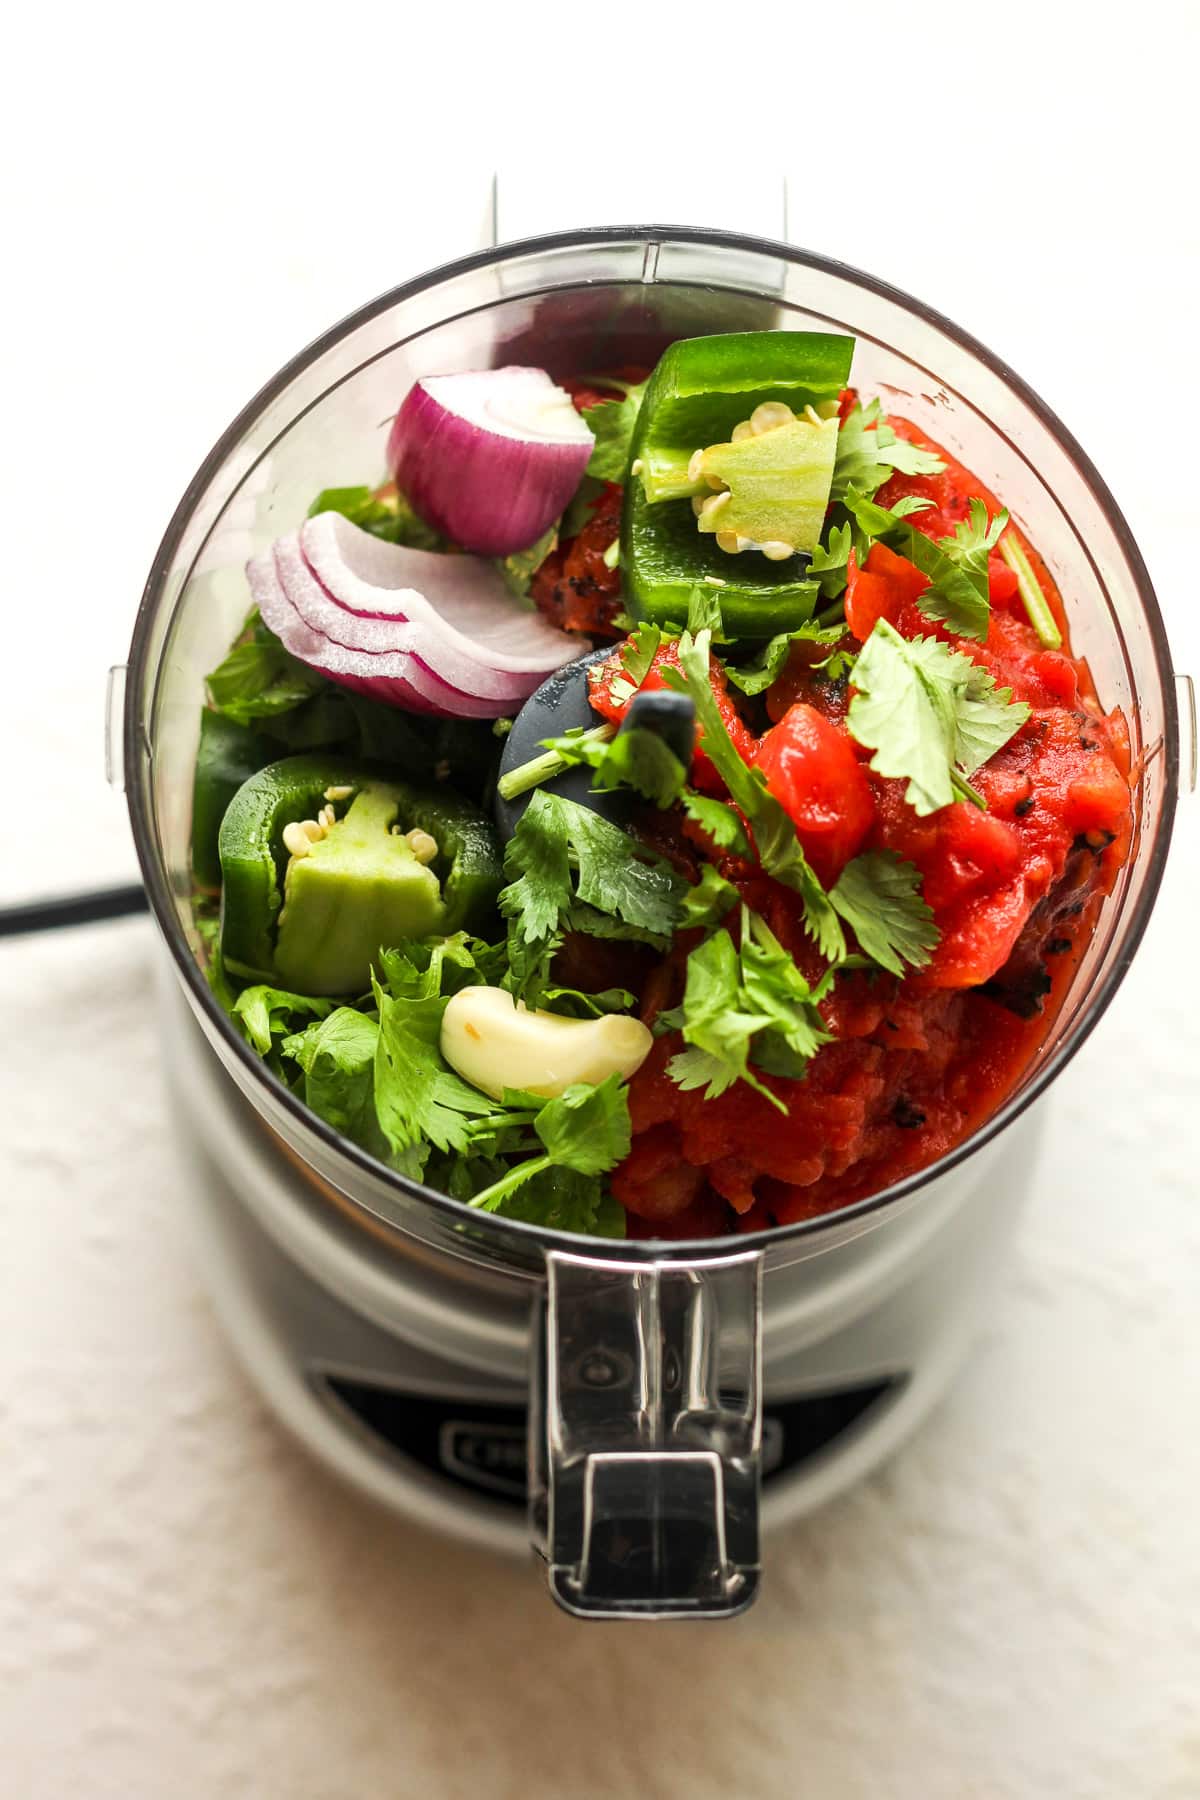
left=3, top=6, right=1198, bottom=1797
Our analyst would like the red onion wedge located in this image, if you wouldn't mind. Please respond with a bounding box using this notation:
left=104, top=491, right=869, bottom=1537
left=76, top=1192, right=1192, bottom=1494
left=387, top=366, right=594, bottom=556
left=248, top=514, right=585, bottom=720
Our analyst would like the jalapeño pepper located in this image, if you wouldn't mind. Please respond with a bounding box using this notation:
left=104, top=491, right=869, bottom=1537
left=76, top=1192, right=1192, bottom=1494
left=219, top=755, right=503, bottom=995
left=621, top=331, right=855, bottom=635
left=191, top=710, right=278, bottom=893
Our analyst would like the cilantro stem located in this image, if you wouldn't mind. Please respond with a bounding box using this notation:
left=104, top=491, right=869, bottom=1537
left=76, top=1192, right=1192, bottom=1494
left=950, top=769, right=988, bottom=810
left=497, top=723, right=616, bottom=801
left=467, top=1153, right=553, bottom=1212
left=466, top=1109, right=540, bottom=1134
left=999, top=534, right=1062, bottom=650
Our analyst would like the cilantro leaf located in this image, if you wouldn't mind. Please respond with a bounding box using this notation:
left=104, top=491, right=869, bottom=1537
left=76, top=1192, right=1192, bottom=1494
left=738, top=912, right=834, bottom=1067
left=618, top=622, right=662, bottom=692
left=562, top=904, right=672, bottom=948
left=662, top=631, right=846, bottom=961
left=593, top=730, right=688, bottom=807
left=829, top=851, right=939, bottom=976
left=205, top=613, right=326, bottom=727
left=872, top=419, right=948, bottom=478
left=666, top=928, right=776, bottom=1105
left=679, top=790, right=752, bottom=856
left=830, top=399, right=946, bottom=504
left=308, top=484, right=444, bottom=551
left=582, top=382, right=646, bottom=482
left=468, top=1076, right=633, bottom=1215
left=684, top=584, right=730, bottom=640
left=847, top=619, right=1030, bottom=815
left=490, top=1165, right=626, bottom=1236
left=372, top=980, right=495, bottom=1157
left=496, top=523, right=558, bottom=598
left=679, top=862, right=738, bottom=928
left=808, top=521, right=854, bottom=599
left=379, top=933, right=502, bottom=1001
left=567, top=800, right=687, bottom=933
left=842, top=484, right=936, bottom=563
left=233, top=984, right=334, bottom=1056
left=282, top=1007, right=382, bottom=1150
left=721, top=620, right=847, bottom=697
left=928, top=500, right=1007, bottom=619
left=500, top=789, right=573, bottom=947
left=538, top=984, right=638, bottom=1018
left=534, top=1075, right=632, bottom=1175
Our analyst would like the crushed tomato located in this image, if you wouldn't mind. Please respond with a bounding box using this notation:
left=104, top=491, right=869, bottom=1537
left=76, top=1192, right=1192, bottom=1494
left=529, top=375, right=651, bottom=641
left=597, top=412, right=1133, bottom=1238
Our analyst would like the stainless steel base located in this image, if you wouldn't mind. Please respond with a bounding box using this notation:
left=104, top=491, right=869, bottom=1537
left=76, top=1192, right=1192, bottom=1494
left=162, top=970, right=1038, bottom=1555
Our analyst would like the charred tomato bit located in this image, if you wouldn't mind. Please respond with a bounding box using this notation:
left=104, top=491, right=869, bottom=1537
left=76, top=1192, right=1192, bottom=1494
left=530, top=481, right=625, bottom=639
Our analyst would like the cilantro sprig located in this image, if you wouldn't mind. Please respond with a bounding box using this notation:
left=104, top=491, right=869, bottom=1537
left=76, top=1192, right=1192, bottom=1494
left=830, top=399, right=946, bottom=504
left=525, top=724, right=688, bottom=810
left=829, top=851, right=939, bottom=976
left=665, top=909, right=834, bottom=1110
left=847, top=619, right=1030, bottom=815
left=661, top=630, right=847, bottom=962
left=499, top=789, right=686, bottom=1003
left=844, top=489, right=1009, bottom=642
left=722, top=620, right=848, bottom=698
left=581, top=379, right=648, bottom=481
left=466, top=1076, right=633, bottom=1213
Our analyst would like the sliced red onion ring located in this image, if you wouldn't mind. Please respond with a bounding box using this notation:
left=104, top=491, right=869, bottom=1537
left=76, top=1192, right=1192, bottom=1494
left=387, top=366, right=594, bottom=556
left=248, top=515, right=586, bottom=719
left=248, top=551, right=471, bottom=715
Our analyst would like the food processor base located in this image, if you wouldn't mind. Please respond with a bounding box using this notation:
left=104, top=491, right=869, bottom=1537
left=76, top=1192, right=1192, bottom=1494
left=171, top=1068, right=1001, bottom=1558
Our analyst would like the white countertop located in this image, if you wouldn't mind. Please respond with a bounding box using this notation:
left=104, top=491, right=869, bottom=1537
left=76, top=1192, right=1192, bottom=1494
left=4, top=16, right=1199, bottom=1797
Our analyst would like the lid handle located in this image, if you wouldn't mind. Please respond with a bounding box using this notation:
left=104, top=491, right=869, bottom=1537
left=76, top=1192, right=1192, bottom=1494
left=530, top=1248, right=763, bottom=1619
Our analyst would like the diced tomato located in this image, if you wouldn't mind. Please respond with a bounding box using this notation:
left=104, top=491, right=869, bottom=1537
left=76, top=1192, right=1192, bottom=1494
left=845, top=542, right=930, bottom=643
left=988, top=553, right=1020, bottom=609
left=755, top=703, right=875, bottom=885
left=561, top=369, right=650, bottom=414
left=588, top=638, right=757, bottom=795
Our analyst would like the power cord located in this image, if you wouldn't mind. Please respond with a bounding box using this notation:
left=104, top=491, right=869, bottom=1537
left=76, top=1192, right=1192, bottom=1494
left=0, top=885, right=149, bottom=937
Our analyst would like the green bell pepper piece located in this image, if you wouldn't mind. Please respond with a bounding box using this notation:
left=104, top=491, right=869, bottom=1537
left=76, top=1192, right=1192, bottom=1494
left=191, top=710, right=278, bottom=894
left=218, top=755, right=503, bottom=994
left=622, top=331, right=855, bottom=636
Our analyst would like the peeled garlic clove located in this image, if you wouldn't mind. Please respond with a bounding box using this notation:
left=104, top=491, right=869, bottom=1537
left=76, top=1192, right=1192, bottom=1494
left=440, top=987, right=652, bottom=1101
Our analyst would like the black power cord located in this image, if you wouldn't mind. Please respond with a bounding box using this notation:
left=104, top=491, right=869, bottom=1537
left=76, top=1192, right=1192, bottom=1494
left=0, top=885, right=150, bottom=937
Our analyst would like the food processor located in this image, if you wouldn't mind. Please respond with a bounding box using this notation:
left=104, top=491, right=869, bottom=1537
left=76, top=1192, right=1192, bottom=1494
left=109, top=222, right=1189, bottom=1619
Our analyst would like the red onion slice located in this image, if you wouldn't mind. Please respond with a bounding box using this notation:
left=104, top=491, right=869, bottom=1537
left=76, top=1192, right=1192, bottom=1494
left=272, top=533, right=523, bottom=706
left=248, top=515, right=587, bottom=720
left=387, top=366, right=594, bottom=555
left=249, top=551, right=477, bottom=716
left=302, top=514, right=575, bottom=685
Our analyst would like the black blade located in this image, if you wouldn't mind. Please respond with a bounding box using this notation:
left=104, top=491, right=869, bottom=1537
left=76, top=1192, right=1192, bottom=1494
left=494, top=646, right=694, bottom=842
